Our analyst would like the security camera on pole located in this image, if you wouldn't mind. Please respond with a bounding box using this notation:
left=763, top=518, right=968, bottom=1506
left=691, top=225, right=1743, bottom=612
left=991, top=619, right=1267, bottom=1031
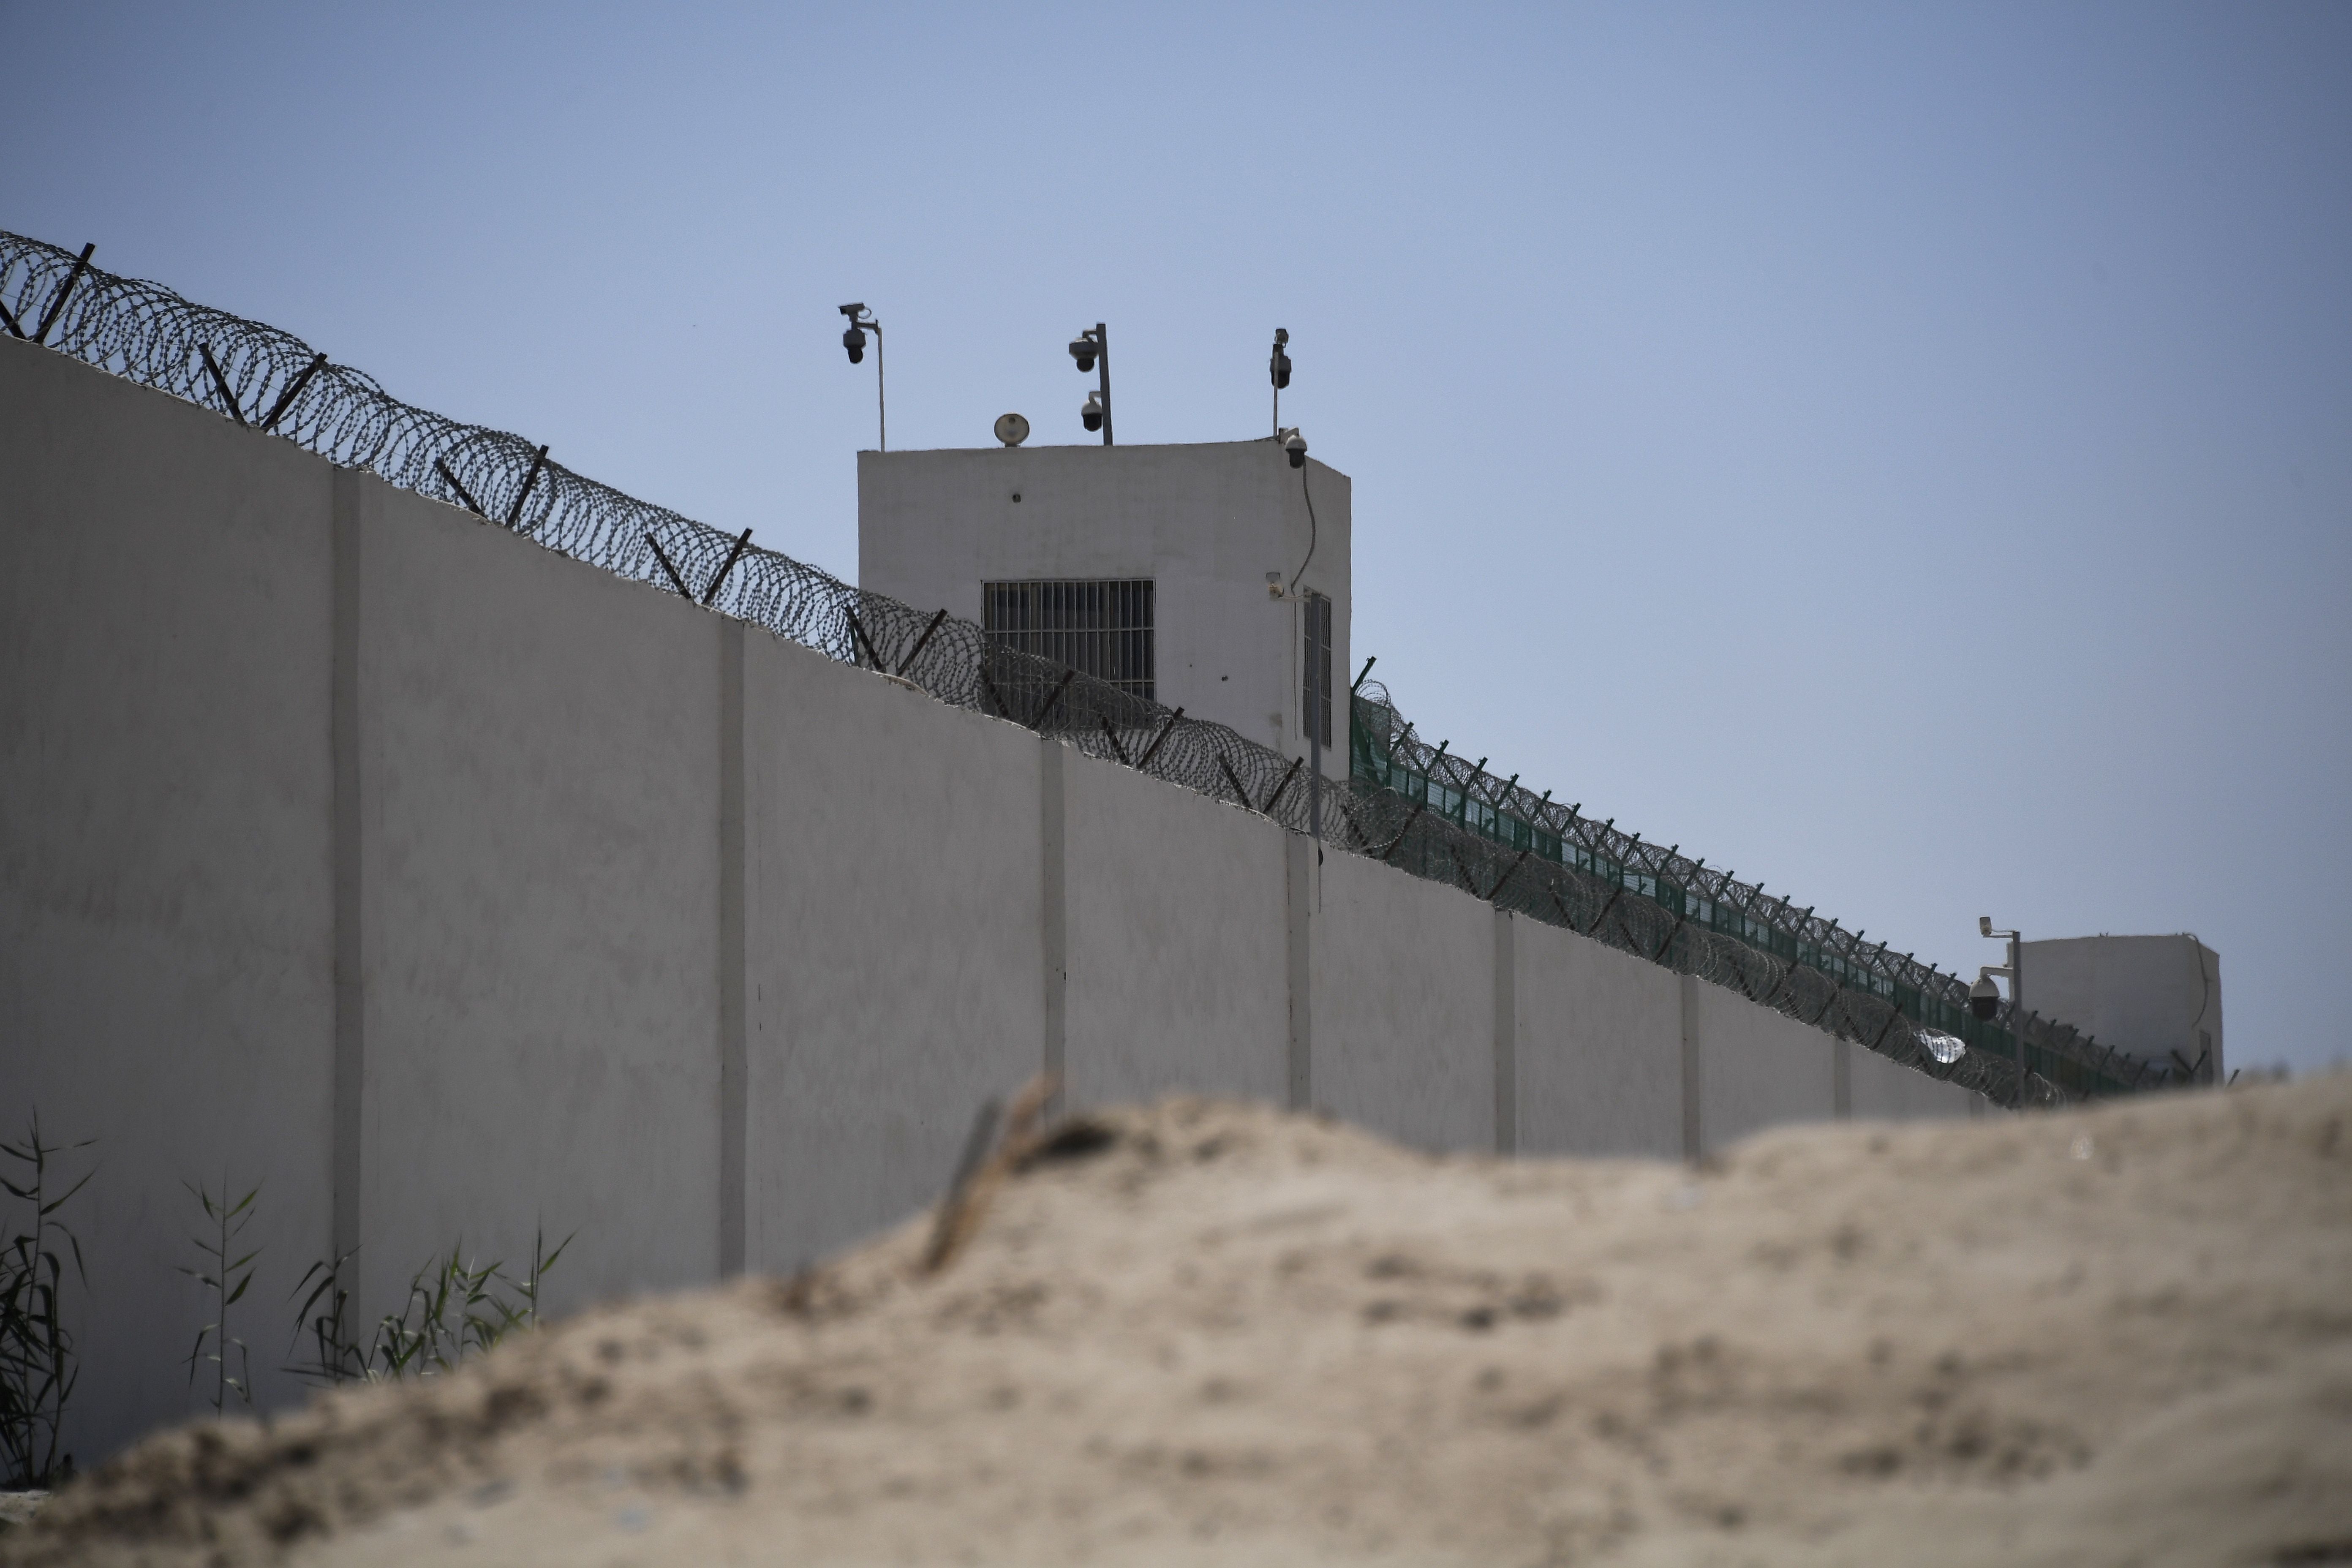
left=838, top=303, right=884, bottom=450
left=1257, top=326, right=1324, bottom=840
left=1971, top=915, right=2028, bottom=1107
left=1270, top=327, right=1292, bottom=436
left=1068, top=324, right=1112, bottom=444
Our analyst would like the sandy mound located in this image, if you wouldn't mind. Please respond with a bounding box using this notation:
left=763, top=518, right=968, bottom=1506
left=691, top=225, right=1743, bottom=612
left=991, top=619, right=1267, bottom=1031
left=7, top=1075, right=2350, bottom=1567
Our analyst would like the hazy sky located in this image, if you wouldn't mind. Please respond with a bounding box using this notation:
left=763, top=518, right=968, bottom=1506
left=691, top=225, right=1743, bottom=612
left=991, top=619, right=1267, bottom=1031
left=11, top=3, right=2347, bottom=1074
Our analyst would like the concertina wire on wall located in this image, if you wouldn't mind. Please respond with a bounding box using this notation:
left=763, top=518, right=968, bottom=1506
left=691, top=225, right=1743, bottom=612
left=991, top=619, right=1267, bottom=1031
left=5, top=230, right=2167, bottom=1110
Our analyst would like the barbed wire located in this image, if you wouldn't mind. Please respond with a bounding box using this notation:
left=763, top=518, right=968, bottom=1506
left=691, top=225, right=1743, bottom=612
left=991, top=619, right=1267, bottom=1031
left=1350, top=683, right=2167, bottom=1103
left=4, top=230, right=2129, bottom=1111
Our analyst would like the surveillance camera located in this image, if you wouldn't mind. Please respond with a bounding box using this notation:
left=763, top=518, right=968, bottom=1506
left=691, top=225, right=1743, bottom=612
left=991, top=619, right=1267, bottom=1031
left=1283, top=430, right=1308, bottom=469
left=838, top=303, right=865, bottom=318
left=1081, top=390, right=1105, bottom=432
left=1968, top=972, right=2001, bottom=1021
left=1978, top=915, right=1993, bottom=938
left=841, top=325, right=866, bottom=364
left=1069, top=337, right=1097, bottom=373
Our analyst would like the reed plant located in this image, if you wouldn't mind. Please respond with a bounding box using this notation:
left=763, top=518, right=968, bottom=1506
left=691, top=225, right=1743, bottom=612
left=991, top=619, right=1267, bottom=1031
left=289, top=1228, right=570, bottom=1386
left=178, top=1182, right=260, bottom=1418
left=0, top=1114, right=95, bottom=1486
left=286, top=1249, right=362, bottom=1388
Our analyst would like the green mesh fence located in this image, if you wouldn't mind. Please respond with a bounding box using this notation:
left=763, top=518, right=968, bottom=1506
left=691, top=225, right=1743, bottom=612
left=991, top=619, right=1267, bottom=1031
left=1350, top=681, right=2167, bottom=1103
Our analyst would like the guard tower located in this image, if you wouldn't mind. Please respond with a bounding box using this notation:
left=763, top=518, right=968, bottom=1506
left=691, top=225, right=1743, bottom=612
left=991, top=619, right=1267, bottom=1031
left=858, top=438, right=1352, bottom=780
left=2022, top=934, right=2224, bottom=1085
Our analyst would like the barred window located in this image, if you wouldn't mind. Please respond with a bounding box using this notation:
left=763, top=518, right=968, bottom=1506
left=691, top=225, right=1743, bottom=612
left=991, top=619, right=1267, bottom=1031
left=983, top=579, right=1154, bottom=701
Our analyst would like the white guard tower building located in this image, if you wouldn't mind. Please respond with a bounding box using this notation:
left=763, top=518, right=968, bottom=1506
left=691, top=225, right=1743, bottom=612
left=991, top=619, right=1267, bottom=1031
left=2021, top=934, right=2224, bottom=1085
left=858, top=437, right=1352, bottom=785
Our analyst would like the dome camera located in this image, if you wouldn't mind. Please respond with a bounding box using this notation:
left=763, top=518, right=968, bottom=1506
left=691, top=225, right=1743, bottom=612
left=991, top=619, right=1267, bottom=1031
left=1069, top=337, right=1097, bottom=373
left=838, top=303, right=871, bottom=365
left=1081, top=389, right=1105, bottom=433
left=1283, top=429, right=1308, bottom=469
left=1968, top=972, right=2001, bottom=1021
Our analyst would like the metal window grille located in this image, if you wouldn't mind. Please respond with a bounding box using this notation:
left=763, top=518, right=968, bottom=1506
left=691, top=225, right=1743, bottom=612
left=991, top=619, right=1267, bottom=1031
left=1303, top=593, right=1332, bottom=749
left=983, top=579, right=1154, bottom=701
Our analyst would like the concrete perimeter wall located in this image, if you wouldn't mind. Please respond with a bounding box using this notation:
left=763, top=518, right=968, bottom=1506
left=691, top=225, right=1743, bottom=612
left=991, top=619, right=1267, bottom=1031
left=1, top=334, right=338, bottom=1474
left=0, top=338, right=1978, bottom=1466
left=357, top=472, right=728, bottom=1317
left=1311, top=850, right=1497, bottom=1153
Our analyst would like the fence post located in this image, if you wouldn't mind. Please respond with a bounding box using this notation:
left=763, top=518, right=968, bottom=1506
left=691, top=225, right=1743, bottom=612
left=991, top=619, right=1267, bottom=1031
left=504, top=444, right=550, bottom=528
left=644, top=534, right=695, bottom=601
left=1032, top=669, right=1075, bottom=731
left=702, top=528, right=753, bottom=605
left=259, top=353, right=327, bottom=432
left=1217, top=754, right=1250, bottom=807
left=1263, top=756, right=1303, bottom=814
left=894, top=608, right=948, bottom=676
left=199, top=345, right=245, bottom=425
left=434, top=459, right=487, bottom=516
left=1097, top=718, right=1131, bottom=766
left=1135, top=707, right=1184, bottom=768
left=30, top=242, right=93, bottom=345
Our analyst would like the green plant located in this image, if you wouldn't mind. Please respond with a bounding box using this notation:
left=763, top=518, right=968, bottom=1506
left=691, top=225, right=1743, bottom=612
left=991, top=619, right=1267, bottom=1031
left=374, top=1229, right=571, bottom=1378
left=506, top=1226, right=568, bottom=1335
left=290, top=1228, right=571, bottom=1385
left=286, top=1249, right=363, bottom=1388
left=0, top=1113, right=95, bottom=1487
left=369, top=1246, right=502, bottom=1379
left=179, top=1181, right=260, bottom=1418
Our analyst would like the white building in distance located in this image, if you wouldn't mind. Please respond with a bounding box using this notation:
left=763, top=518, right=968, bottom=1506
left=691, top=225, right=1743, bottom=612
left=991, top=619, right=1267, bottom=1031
left=2023, top=935, right=2224, bottom=1084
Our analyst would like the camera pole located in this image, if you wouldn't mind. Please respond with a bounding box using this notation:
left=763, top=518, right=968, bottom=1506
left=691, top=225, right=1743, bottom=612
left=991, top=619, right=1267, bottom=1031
left=1270, top=327, right=1291, bottom=437
left=1094, top=322, right=1112, bottom=446
left=2011, top=932, right=2024, bottom=1100
left=837, top=305, right=885, bottom=450
left=1070, top=324, right=1113, bottom=445
left=1976, top=918, right=2026, bottom=1107
left=1309, top=598, right=1323, bottom=845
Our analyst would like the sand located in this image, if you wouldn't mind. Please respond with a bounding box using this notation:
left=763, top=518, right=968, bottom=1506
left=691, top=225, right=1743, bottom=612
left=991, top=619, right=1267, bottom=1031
left=5, top=1072, right=2349, bottom=1567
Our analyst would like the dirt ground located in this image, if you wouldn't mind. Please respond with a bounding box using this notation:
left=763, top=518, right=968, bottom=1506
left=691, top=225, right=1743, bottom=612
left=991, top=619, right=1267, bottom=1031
left=6, top=1071, right=2349, bottom=1567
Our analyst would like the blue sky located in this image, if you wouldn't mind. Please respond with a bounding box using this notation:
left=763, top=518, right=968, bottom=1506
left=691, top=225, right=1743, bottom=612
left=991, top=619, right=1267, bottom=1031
left=11, top=2, right=2348, bottom=1074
